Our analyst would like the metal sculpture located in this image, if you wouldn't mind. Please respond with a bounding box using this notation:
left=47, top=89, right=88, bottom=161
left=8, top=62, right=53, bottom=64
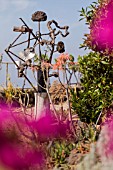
left=5, top=11, right=69, bottom=119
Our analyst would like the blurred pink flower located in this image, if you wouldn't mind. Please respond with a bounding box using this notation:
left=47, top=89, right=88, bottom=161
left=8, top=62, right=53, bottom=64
left=90, top=0, right=113, bottom=52
left=0, top=143, right=44, bottom=170
left=0, top=104, right=70, bottom=169
left=0, top=104, right=44, bottom=170
left=29, top=114, right=69, bottom=139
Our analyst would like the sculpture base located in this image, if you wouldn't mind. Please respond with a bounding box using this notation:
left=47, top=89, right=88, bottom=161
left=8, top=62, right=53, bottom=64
left=34, top=92, right=50, bottom=120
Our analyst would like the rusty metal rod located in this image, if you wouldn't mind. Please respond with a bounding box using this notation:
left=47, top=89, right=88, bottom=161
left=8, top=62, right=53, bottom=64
left=8, top=51, right=25, bottom=62
left=10, top=37, right=36, bottom=48
left=5, top=50, right=38, bottom=92
left=10, top=32, right=23, bottom=47
left=19, top=18, right=38, bottom=40
left=6, top=63, right=8, bottom=87
left=38, top=21, right=41, bottom=60
left=27, top=32, right=31, bottom=48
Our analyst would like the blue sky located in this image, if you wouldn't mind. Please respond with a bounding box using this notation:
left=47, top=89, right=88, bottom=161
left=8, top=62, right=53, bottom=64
left=0, top=0, right=94, bottom=87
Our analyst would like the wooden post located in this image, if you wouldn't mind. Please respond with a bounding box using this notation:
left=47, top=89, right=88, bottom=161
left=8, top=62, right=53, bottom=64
left=6, top=63, right=8, bottom=88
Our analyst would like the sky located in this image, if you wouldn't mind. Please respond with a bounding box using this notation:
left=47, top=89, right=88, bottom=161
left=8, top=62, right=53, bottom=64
left=0, top=0, right=94, bottom=87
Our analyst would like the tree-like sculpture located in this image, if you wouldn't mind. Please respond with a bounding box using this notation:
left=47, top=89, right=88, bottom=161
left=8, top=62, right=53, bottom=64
left=5, top=11, right=69, bottom=119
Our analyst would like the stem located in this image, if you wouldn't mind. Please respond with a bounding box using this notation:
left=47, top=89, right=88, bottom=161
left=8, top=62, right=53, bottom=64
left=46, top=88, right=59, bottom=122
left=93, top=110, right=103, bottom=141
left=74, top=71, right=79, bottom=84
left=42, top=68, right=59, bottom=122
left=67, top=70, right=73, bottom=84
left=58, top=69, right=66, bottom=89
left=65, top=69, right=77, bottom=137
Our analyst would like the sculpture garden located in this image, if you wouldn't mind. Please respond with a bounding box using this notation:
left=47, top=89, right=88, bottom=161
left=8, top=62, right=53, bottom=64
left=0, top=0, right=113, bottom=169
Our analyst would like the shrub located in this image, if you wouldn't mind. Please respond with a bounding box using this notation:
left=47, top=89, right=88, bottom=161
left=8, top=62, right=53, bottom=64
left=71, top=52, right=113, bottom=123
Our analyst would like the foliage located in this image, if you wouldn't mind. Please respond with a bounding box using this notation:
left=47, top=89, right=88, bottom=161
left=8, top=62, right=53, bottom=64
left=48, top=140, right=75, bottom=165
left=75, top=122, right=98, bottom=142
left=79, top=1, right=99, bottom=50
left=2, top=1, right=113, bottom=169
left=0, top=54, right=3, bottom=70
left=51, top=118, right=113, bottom=170
left=34, top=53, right=49, bottom=63
left=4, top=80, right=19, bottom=104
left=3, top=80, right=35, bottom=107
left=79, top=2, right=98, bottom=24
left=71, top=52, right=113, bottom=123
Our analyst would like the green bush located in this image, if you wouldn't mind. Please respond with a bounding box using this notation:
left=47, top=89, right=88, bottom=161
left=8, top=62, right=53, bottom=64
left=71, top=52, right=113, bottom=123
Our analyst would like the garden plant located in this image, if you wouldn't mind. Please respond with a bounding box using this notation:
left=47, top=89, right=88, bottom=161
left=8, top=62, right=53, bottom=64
left=0, top=0, right=113, bottom=169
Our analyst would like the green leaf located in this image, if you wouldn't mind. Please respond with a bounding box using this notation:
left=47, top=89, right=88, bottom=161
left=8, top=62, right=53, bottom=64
left=79, top=18, right=85, bottom=21
left=101, top=61, right=109, bottom=65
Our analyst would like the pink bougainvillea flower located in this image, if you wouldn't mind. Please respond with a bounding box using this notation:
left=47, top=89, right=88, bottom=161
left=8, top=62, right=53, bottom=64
left=90, top=0, right=113, bottom=53
left=0, top=143, right=44, bottom=170
left=0, top=104, right=71, bottom=169
left=0, top=105, right=45, bottom=170
left=29, top=114, right=69, bottom=139
left=0, top=127, right=44, bottom=170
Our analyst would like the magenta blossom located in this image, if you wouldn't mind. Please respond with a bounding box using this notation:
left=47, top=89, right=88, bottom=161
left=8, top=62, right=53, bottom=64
left=29, top=114, right=69, bottom=140
left=0, top=104, right=71, bottom=169
left=0, top=127, right=44, bottom=170
left=0, top=104, right=45, bottom=170
left=90, top=0, right=113, bottom=53
left=0, top=143, right=44, bottom=170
